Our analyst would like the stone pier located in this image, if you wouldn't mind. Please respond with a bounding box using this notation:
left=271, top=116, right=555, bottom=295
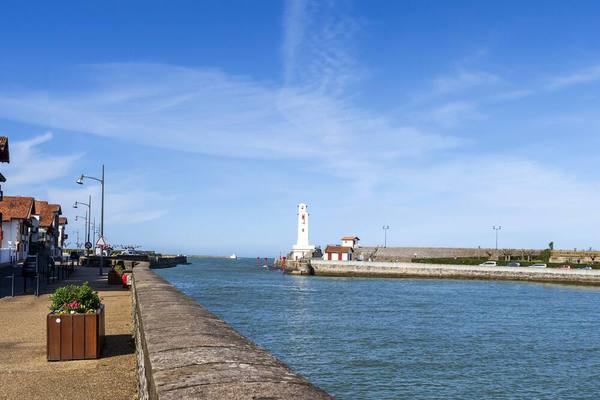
left=307, top=260, right=600, bottom=285
left=132, top=262, right=332, bottom=400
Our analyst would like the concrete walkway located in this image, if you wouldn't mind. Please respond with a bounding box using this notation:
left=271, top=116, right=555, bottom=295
left=0, top=266, right=136, bottom=400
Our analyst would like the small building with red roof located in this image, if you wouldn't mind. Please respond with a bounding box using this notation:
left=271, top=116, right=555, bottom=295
left=0, top=196, right=36, bottom=262
left=34, top=200, right=63, bottom=256
left=323, top=244, right=354, bottom=261
left=323, top=236, right=360, bottom=261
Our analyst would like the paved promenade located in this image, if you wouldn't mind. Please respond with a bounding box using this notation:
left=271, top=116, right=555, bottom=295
left=0, top=267, right=136, bottom=400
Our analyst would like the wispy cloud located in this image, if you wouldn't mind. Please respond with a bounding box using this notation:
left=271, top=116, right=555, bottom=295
left=547, top=64, right=600, bottom=89
left=4, top=132, right=83, bottom=187
left=46, top=176, right=171, bottom=227
left=430, top=101, right=484, bottom=127
left=433, top=70, right=499, bottom=95
left=0, top=29, right=458, bottom=196
left=281, top=0, right=362, bottom=94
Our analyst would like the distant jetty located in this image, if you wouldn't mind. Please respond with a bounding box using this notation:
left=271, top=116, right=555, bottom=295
left=285, top=260, right=600, bottom=286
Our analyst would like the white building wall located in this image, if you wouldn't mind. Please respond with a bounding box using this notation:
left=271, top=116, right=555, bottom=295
left=341, top=239, right=359, bottom=248
left=1, top=220, right=26, bottom=262
left=296, top=203, right=310, bottom=248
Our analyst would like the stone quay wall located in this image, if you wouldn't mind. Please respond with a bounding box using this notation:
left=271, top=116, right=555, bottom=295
left=310, top=260, right=600, bottom=285
left=84, top=255, right=187, bottom=270
left=131, top=262, right=332, bottom=400
left=150, top=255, right=188, bottom=268
left=354, top=246, right=542, bottom=261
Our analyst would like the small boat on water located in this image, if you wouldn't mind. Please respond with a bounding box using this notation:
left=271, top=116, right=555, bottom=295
left=229, top=253, right=237, bottom=260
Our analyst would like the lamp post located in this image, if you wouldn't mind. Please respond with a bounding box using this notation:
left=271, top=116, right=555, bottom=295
left=382, top=225, right=390, bottom=248
left=74, top=214, right=88, bottom=235
left=91, top=219, right=100, bottom=250
left=73, top=194, right=91, bottom=255
left=492, top=225, right=502, bottom=250
left=75, top=231, right=81, bottom=249
left=75, top=214, right=88, bottom=260
left=77, top=165, right=105, bottom=275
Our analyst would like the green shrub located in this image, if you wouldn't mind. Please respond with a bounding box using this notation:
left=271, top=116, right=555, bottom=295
left=113, top=262, right=125, bottom=274
left=540, top=249, right=552, bottom=263
left=49, top=282, right=102, bottom=314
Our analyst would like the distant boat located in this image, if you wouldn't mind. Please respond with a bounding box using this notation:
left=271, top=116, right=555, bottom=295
left=229, top=254, right=237, bottom=260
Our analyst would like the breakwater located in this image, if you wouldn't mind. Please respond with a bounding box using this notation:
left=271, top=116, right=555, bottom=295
left=131, top=262, right=332, bottom=400
left=85, top=254, right=188, bottom=269
left=290, top=260, right=600, bottom=286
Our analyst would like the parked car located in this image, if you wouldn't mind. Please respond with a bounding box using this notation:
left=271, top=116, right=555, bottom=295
left=579, top=265, right=592, bottom=270
left=529, top=263, right=547, bottom=268
left=507, top=262, right=521, bottom=267
left=479, top=261, right=497, bottom=267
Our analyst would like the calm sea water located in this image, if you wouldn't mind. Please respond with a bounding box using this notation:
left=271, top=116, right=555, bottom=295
left=155, top=258, right=600, bottom=400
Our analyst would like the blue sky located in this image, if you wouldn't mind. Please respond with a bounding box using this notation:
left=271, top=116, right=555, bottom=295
left=2, top=0, right=600, bottom=256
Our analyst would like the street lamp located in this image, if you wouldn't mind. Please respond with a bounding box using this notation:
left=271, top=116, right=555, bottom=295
left=492, top=225, right=502, bottom=250
left=74, top=215, right=88, bottom=229
left=382, top=225, right=390, bottom=248
left=73, top=194, right=92, bottom=255
left=75, top=231, right=82, bottom=249
left=74, top=214, right=88, bottom=255
left=76, top=165, right=105, bottom=275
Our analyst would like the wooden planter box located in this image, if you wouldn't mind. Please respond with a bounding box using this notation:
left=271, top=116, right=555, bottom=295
left=47, top=305, right=105, bottom=361
left=107, top=269, right=122, bottom=285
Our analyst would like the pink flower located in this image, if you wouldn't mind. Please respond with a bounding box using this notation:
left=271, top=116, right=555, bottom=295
left=67, top=300, right=80, bottom=310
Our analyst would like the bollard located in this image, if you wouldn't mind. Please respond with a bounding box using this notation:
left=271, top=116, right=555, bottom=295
left=35, top=275, right=40, bottom=297
left=11, top=274, right=15, bottom=297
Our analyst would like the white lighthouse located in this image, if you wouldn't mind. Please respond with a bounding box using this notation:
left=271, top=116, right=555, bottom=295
left=291, top=203, right=315, bottom=260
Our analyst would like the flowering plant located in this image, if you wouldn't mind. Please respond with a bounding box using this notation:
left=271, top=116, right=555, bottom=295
left=49, top=282, right=102, bottom=314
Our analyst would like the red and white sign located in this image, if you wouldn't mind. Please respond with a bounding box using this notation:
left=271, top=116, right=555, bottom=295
left=96, top=236, right=107, bottom=248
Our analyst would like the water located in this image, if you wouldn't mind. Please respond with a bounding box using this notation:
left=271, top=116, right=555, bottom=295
left=155, top=258, right=600, bottom=399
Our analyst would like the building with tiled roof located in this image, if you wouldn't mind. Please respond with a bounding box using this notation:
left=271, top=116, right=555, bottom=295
left=34, top=201, right=60, bottom=228
left=0, top=196, right=36, bottom=262
left=323, top=245, right=354, bottom=261
left=33, top=200, right=62, bottom=256
left=58, top=217, right=68, bottom=248
left=341, top=236, right=360, bottom=248
left=0, top=196, right=35, bottom=222
left=0, top=136, right=8, bottom=201
left=0, top=136, right=9, bottom=163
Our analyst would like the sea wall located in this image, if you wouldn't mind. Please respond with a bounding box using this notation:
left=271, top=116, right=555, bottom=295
left=131, top=262, right=332, bottom=400
left=149, top=255, right=188, bottom=268
left=310, top=260, right=600, bottom=285
left=84, top=255, right=187, bottom=270
left=354, top=246, right=542, bottom=262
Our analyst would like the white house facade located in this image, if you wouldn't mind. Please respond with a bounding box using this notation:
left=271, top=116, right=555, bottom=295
left=341, top=236, right=360, bottom=248
left=0, top=196, right=36, bottom=263
left=323, top=245, right=353, bottom=261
